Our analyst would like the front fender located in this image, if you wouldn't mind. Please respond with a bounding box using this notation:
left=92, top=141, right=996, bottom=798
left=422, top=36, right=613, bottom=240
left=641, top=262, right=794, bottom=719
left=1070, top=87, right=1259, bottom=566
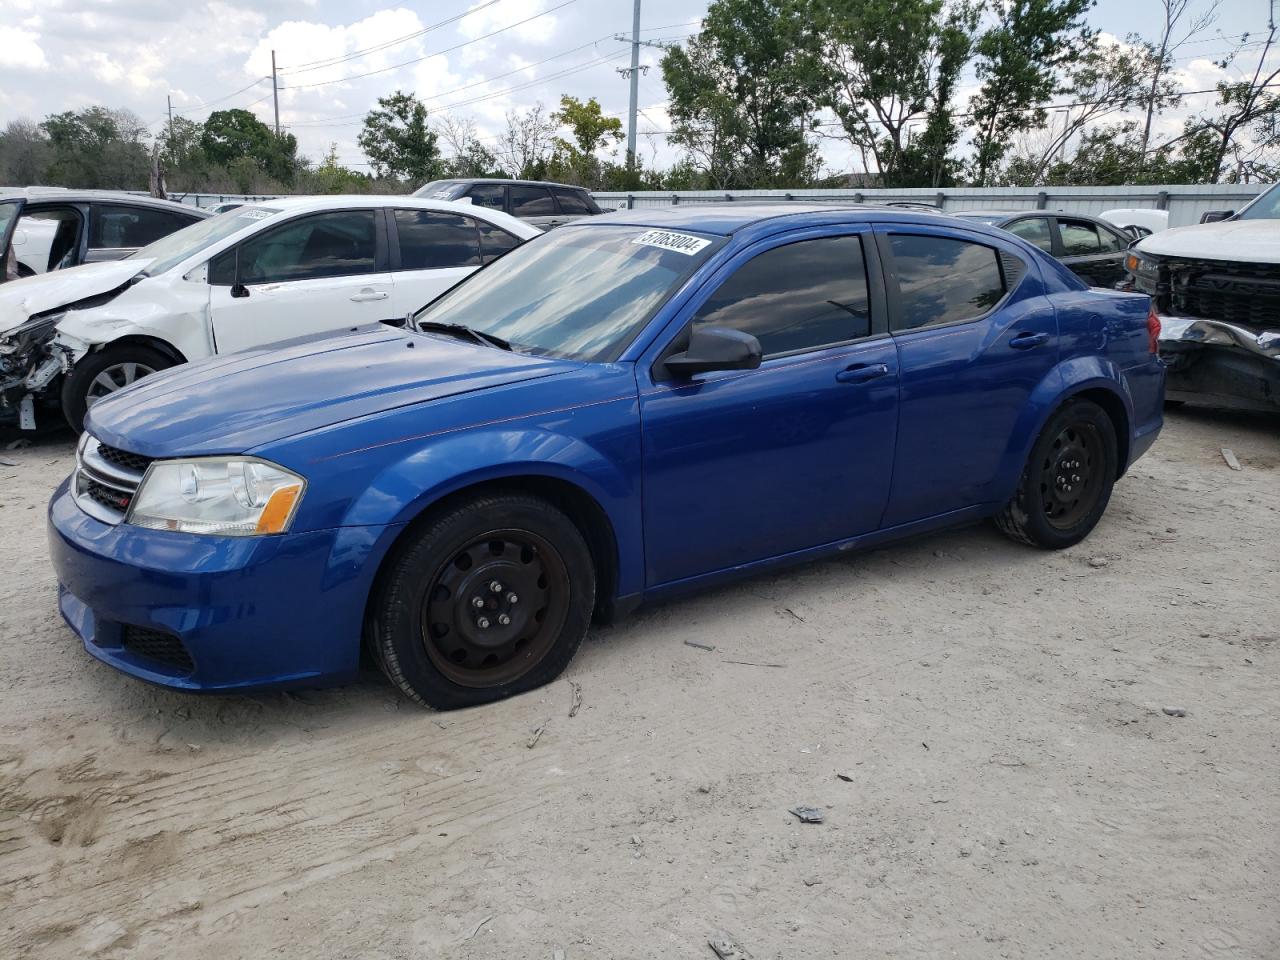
left=993, top=355, right=1135, bottom=504
left=54, top=282, right=212, bottom=362
left=339, top=427, right=644, bottom=597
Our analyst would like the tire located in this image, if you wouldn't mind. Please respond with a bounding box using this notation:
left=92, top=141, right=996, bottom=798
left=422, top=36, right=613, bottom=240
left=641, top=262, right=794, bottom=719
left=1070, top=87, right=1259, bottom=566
left=368, top=492, right=596, bottom=710
left=995, top=398, right=1118, bottom=550
left=61, top=345, right=176, bottom=433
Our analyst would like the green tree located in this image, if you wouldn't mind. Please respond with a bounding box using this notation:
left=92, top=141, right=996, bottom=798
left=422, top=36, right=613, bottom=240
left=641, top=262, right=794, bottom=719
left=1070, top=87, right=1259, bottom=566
left=0, top=119, right=51, bottom=186
left=40, top=107, right=150, bottom=189
left=437, top=115, right=504, bottom=178
left=357, top=91, right=443, bottom=186
left=201, top=109, right=297, bottom=185
left=812, top=0, right=978, bottom=187
left=968, top=0, right=1095, bottom=185
left=547, top=95, right=624, bottom=188
left=661, top=0, right=824, bottom=188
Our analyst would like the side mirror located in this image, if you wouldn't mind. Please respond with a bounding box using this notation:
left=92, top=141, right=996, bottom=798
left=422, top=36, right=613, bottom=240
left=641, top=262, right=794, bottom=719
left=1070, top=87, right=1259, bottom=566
left=1200, top=210, right=1234, bottom=223
left=230, top=283, right=250, bottom=299
left=665, top=325, right=762, bottom=378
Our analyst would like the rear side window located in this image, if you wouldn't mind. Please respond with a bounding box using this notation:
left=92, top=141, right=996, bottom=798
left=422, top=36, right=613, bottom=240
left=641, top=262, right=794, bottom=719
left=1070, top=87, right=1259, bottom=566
left=91, top=206, right=195, bottom=249
left=552, top=188, right=594, bottom=216
left=466, top=184, right=506, bottom=210
left=1006, top=217, right=1053, bottom=252
left=509, top=185, right=556, bottom=217
left=478, top=220, right=521, bottom=264
left=690, top=235, right=871, bottom=357
left=889, top=234, right=1005, bottom=331
left=394, top=210, right=480, bottom=270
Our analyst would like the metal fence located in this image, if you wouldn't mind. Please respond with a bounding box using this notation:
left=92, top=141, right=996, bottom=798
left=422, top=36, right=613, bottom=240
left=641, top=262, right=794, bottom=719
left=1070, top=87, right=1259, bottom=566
left=592, top=184, right=1268, bottom=228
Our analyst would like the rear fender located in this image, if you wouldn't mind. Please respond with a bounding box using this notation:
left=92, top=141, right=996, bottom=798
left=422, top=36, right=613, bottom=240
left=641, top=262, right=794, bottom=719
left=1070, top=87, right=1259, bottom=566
left=341, top=428, right=643, bottom=597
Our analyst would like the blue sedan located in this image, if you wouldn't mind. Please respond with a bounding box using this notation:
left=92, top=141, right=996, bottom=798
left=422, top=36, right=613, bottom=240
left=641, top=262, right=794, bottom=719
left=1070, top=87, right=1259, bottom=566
left=48, top=205, right=1165, bottom=709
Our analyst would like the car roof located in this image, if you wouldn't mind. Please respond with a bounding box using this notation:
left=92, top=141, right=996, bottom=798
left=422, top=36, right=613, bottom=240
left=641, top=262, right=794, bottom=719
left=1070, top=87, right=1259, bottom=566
left=233, top=194, right=539, bottom=237
left=431, top=178, right=590, bottom=191
left=583, top=202, right=963, bottom=236
left=0, top=187, right=212, bottom=215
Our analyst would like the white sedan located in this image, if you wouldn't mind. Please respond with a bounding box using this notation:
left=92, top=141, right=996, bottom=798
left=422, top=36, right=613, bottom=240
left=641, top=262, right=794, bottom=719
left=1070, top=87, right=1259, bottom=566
left=0, top=196, right=539, bottom=431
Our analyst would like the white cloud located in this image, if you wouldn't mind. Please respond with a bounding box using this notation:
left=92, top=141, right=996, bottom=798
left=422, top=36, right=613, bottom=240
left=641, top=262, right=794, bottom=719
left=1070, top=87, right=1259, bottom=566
left=0, top=26, right=49, bottom=71
left=459, top=0, right=558, bottom=47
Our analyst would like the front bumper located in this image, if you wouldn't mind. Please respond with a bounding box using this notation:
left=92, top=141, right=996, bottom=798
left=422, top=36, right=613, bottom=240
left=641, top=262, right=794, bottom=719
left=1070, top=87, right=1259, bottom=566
left=48, top=478, right=395, bottom=692
left=1157, top=313, right=1280, bottom=411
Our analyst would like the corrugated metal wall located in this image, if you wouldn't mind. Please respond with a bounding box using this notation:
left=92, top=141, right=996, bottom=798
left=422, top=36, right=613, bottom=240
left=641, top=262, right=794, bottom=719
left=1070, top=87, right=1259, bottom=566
left=592, top=184, right=1268, bottom=228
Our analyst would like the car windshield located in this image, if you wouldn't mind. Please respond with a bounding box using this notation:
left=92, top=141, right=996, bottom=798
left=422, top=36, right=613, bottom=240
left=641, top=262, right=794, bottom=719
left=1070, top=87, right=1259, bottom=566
left=412, top=224, right=721, bottom=361
left=412, top=180, right=463, bottom=200
left=1236, top=183, right=1280, bottom=220
left=130, top=207, right=282, bottom=276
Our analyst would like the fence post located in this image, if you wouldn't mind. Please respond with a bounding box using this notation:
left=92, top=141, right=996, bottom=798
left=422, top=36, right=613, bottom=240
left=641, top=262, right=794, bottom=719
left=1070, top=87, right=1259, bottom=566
left=936, top=191, right=945, bottom=210
left=626, top=194, right=634, bottom=210
left=1157, top=190, right=1170, bottom=211
left=671, top=194, right=680, bottom=205
left=725, top=193, right=734, bottom=201
left=1036, top=191, right=1048, bottom=210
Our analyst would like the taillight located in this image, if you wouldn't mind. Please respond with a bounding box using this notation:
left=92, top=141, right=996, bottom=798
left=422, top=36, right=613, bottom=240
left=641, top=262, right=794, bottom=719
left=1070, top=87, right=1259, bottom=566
left=1146, top=305, right=1161, bottom=354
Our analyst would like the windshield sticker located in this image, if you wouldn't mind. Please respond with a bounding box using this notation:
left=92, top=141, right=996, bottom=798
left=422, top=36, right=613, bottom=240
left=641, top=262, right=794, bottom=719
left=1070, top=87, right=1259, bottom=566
left=239, top=208, right=274, bottom=220
left=631, top=230, right=711, bottom=256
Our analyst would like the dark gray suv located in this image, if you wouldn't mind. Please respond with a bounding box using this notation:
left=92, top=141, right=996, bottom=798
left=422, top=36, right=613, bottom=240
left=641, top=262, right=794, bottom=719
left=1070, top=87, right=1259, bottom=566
left=412, top=179, right=604, bottom=230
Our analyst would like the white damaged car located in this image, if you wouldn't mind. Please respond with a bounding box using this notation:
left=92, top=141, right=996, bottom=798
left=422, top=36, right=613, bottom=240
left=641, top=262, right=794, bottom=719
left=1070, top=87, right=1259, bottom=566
left=0, top=195, right=539, bottom=431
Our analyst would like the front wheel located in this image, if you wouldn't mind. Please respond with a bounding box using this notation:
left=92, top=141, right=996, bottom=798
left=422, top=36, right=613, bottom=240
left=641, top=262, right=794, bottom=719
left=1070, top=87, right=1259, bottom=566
left=367, top=492, right=596, bottom=710
left=995, top=399, right=1118, bottom=549
left=61, top=345, right=175, bottom=433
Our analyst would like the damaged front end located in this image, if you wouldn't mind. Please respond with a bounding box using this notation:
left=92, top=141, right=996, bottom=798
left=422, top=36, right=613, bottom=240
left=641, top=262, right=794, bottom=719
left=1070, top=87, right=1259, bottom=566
left=1128, top=252, right=1280, bottom=412
left=0, top=311, right=83, bottom=429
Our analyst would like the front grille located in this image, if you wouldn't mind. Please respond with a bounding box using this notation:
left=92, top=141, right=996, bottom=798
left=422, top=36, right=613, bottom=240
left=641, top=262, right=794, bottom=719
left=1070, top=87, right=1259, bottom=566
left=1162, top=257, right=1280, bottom=330
left=96, top=444, right=154, bottom=474
left=120, top=625, right=195, bottom=674
left=81, top=474, right=133, bottom=513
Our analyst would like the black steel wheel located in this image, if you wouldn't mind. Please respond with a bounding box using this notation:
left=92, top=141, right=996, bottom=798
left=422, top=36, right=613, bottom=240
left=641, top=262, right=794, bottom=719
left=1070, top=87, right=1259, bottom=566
left=368, top=492, right=596, bottom=710
left=995, top=398, right=1118, bottom=549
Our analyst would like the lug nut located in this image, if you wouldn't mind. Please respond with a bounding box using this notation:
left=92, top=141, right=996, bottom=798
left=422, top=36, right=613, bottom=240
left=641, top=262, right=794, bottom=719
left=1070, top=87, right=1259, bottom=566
left=507, top=592, right=519, bottom=604
left=472, top=597, right=485, bottom=609
left=498, top=614, right=511, bottom=626
left=489, top=580, right=503, bottom=593
left=477, top=617, right=490, bottom=629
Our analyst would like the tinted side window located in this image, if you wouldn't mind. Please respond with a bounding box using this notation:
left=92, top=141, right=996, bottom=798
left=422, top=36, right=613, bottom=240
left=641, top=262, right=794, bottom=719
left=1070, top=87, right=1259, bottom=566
left=1006, top=217, right=1053, bottom=252
left=1057, top=219, right=1104, bottom=256
left=235, top=210, right=378, bottom=284
left=509, top=185, right=556, bottom=217
left=552, top=187, right=593, bottom=215
left=889, top=235, right=1005, bottom=331
left=394, top=210, right=480, bottom=270
left=466, top=184, right=506, bottom=210
left=691, top=235, right=870, bottom=357
left=477, top=221, right=521, bottom=264
left=91, top=206, right=194, bottom=249
left=1096, top=224, right=1125, bottom=253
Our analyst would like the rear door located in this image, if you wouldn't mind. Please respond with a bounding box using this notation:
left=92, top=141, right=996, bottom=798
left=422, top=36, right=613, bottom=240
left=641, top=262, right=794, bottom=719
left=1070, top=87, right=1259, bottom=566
left=208, top=208, right=393, bottom=354
left=878, top=226, right=1058, bottom=527
left=1054, top=217, right=1127, bottom=288
left=386, top=208, right=483, bottom=318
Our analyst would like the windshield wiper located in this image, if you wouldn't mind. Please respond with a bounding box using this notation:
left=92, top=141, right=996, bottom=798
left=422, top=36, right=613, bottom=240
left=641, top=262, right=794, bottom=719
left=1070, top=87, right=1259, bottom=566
left=415, top=320, right=512, bottom=351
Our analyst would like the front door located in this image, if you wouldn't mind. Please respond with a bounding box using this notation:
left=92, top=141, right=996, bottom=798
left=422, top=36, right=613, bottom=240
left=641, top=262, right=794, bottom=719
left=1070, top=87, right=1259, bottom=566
left=639, top=230, right=899, bottom=586
left=1055, top=217, right=1128, bottom=288
left=208, top=209, right=393, bottom=354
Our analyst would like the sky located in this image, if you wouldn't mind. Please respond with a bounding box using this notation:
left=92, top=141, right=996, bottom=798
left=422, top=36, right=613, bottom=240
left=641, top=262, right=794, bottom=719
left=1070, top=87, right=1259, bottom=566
left=0, top=0, right=1275, bottom=177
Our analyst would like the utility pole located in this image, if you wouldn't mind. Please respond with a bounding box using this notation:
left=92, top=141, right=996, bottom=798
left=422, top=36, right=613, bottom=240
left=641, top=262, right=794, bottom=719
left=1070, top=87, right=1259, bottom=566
left=271, top=49, right=281, bottom=137
left=625, top=0, right=640, bottom=171
left=166, top=95, right=174, bottom=152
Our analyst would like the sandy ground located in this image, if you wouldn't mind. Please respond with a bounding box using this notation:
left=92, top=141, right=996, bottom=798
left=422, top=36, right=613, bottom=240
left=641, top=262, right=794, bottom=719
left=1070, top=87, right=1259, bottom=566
left=0, top=407, right=1276, bottom=960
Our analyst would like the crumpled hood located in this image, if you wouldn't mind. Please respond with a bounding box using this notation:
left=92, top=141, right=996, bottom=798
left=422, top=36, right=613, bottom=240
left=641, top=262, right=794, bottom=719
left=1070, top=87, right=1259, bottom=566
left=1138, top=219, right=1280, bottom=263
left=0, top=259, right=150, bottom=335
left=84, top=325, right=579, bottom=457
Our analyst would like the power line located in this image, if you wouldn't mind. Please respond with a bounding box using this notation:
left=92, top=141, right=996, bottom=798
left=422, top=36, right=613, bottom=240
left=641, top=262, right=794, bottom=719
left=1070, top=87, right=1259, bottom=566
left=278, top=0, right=504, bottom=75
left=280, top=0, right=581, bottom=91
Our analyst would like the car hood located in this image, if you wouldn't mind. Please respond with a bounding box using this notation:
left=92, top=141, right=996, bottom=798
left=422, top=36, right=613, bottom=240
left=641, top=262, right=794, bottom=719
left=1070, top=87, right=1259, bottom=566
left=84, top=326, right=579, bottom=458
left=1137, top=219, right=1280, bottom=263
left=0, top=259, right=149, bottom=335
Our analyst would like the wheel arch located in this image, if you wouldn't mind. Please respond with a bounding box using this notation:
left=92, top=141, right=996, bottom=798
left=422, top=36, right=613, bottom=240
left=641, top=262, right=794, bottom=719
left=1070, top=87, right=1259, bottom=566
left=90, top=334, right=188, bottom=366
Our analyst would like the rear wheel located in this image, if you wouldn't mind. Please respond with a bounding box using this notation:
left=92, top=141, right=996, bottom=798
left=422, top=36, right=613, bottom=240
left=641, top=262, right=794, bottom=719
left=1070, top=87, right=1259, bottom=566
left=368, top=492, right=595, bottom=710
left=61, top=345, right=175, bottom=433
left=995, top=399, right=1118, bottom=549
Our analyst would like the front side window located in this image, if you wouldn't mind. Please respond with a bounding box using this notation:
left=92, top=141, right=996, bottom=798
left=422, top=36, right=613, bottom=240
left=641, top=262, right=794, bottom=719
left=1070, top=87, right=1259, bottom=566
left=1057, top=220, right=1104, bottom=256
left=478, top=220, right=520, bottom=263
left=690, top=235, right=871, bottom=357
left=889, top=234, right=1005, bottom=331
left=552, top=188, right=594, bottom=216
left=466, top=184, right=506, bottom=210
left=394, top=210, right=479, bottom=270
left=509, top=185, right=556, bottom=217
left=413, top=225, right=720, bottom=361
left=91, top=206, right=194, bottom=250
left=230, top=210, right=378, bottom=284
left=134, top=206, right=282, bottom=277
left=1006, top=217, right=1053, bottom=252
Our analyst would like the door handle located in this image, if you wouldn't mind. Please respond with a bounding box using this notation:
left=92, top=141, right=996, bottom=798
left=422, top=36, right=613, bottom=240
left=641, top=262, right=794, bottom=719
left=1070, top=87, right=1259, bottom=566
left=835, top=362, right=890, bottom=384
left=1009, top=331, right=1049, bottom=349
left=350, top=290, right=389, bottom=302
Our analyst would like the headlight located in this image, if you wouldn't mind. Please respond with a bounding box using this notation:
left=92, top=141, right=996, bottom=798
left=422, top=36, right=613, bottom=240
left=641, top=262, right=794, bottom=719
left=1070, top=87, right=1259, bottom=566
left=1125, top=251, right=1159, bottom=278
left=126, top=457, right=305, bottom=536
left=0, top=311, right=63, bottom=354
